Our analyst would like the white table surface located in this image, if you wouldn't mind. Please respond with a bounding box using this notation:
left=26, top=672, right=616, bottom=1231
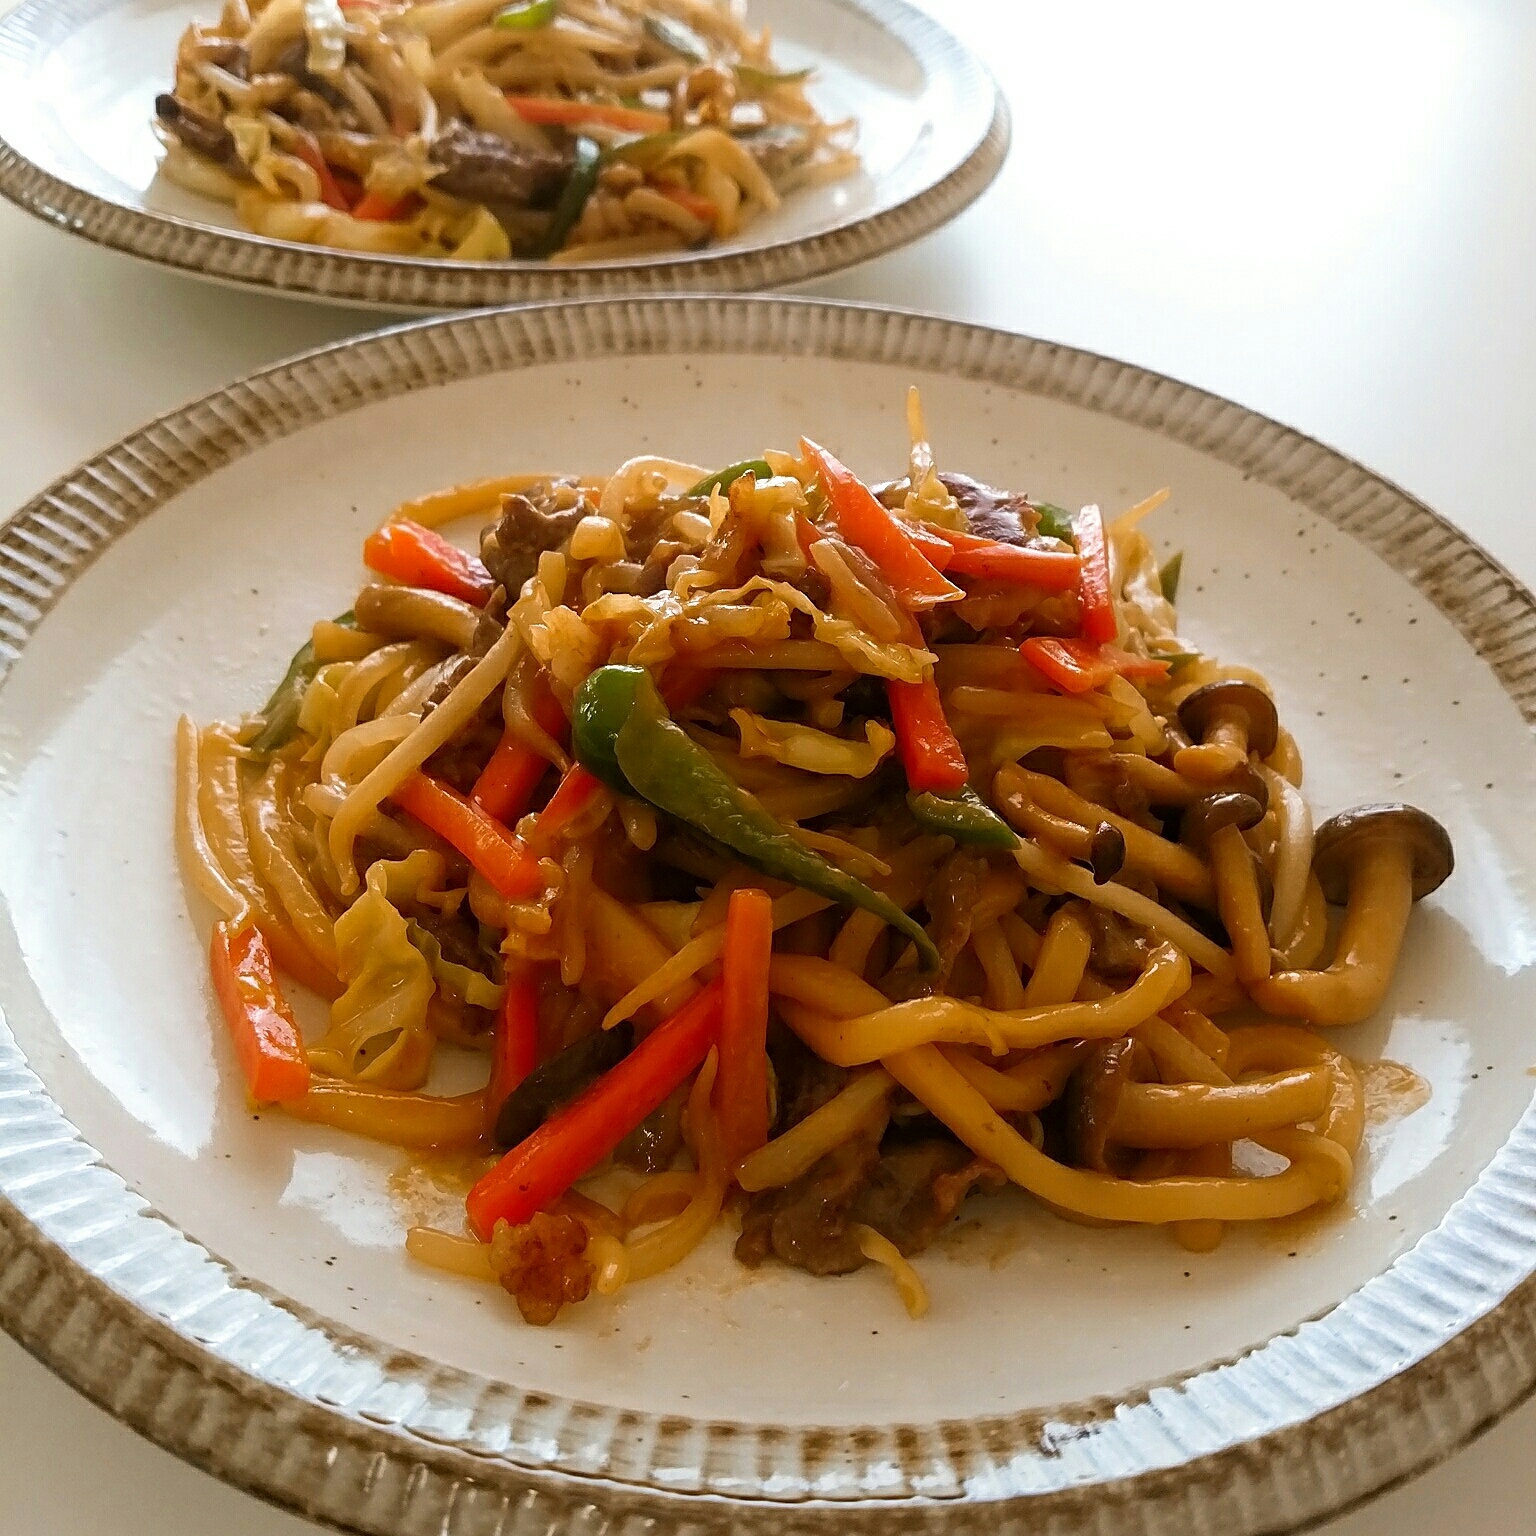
left=3, top=1, right=1536, bottom=1530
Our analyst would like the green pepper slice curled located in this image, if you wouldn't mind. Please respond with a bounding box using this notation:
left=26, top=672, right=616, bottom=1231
left=907, top=785, right=1018, bottom=850
left=249, top=610, right=355, bottom=756
left=1031, top=501, right=1076, bottom=544
left=684, top=459, right=774, bottom=498
left=534, top=135, right=600, bottom=257
left=573, top=665, right=941, bottom=969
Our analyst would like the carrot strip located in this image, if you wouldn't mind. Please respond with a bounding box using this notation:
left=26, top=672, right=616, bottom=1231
left=528, top=764, right=604, bottom=849
left=389, top=772, right=544, bottom=899
left=363, top=519, right=495, bottom=607
left=466, top=980, right=724, bottom=1237
left=486, top=966, right=540, bottom=1132
left=471, top=683, right=569, bottom=823
left=717, top=887, right=774, bottom=1167
left=887, top=677, right=969, bottom=793
left=800, top=438, right=964, bottom=610
left=1021, top=636, right=1170, bottom=694
left=505, top=95, right=669, bottom=133
left=929, top=527, right=1079, bottom=590
left=209, top=922, right=311, bottom=1103
left=1075, top=504, right=1117, bottom=643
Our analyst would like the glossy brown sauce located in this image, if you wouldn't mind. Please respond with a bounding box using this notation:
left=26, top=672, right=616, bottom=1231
left=1359, top=1058, right=1433, bottom=1127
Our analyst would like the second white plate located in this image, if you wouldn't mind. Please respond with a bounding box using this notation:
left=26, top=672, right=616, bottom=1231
left=0, top=0, right=1006, bottom=309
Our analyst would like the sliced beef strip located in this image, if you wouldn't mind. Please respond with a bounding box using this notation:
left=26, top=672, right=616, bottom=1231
left=937, top=471, right=1043, bottom=548
left=430, top=121, right=570, bottom=208
left=735, top=1135, right=879, bottom=1275
left=155, top=95, right=241, bottom=167
left=735, top=1135, right=1003, bottom=1277
left=481, top=491, right=588, bottom=597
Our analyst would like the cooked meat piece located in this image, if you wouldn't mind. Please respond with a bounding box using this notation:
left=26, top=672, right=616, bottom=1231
left=423, top=712, right=501, bottom=792
left=938, top=471, right=1042, bottom=547
left=1087, top=906, right=1150, bottom=977
left=735, top=1135, right=879, bottom=1275
left=489, top=1211, right=594, bottom=1325
left=155, top=94, right=241, bottom=167
left=924, top=850, right=986, bottom=982
left=768, top=1022, right=851, bottom=1133
left=470, top=583, right=509, bottom=657
left=270, top=39, right=347, bottom=109
left=430, top=122, right=569, bottom=207
left=735, top=1135, right=1003, bottom=1277
left=615, top=1083, right=686, bottom=1173
left=738, top=124, right=806, bottom=180
left=852, top=1139, right=1005, bottom=1252
left=481, top=491, right=588, bottom=596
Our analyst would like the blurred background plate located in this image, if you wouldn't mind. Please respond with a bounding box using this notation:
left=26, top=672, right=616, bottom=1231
left=0, top=0, right=1005, bottom=309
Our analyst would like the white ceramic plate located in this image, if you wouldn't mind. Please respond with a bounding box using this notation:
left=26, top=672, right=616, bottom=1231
left=0, top=0, right=1005, bottom=309
left=3, top=298, right=1536, bottom=1536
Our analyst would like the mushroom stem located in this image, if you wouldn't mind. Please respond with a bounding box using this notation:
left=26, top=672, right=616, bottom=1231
left=1249, top=842, right=1415, bottom=1025
left=1209, top=824, right=1271, bottom=983
left=1275, top=873, right=1328, bottom=970
left=1000, top=767, right=1214, bottom=906
left=1175, top=710, right=1249, bottom=784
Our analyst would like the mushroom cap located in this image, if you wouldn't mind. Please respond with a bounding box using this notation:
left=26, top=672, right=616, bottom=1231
left=1180, top=790, right=1265, bottom=853
left=1311, top=803, right=1454, bottom=905
left=1064, top=1038, right=1150, bottom=1175
left=1177, top=680, right=1280, bottom=757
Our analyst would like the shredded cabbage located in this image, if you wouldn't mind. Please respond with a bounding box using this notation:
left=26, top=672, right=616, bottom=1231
left=309, top=861, right=436, bottom=1089
left=732, top=710, right=895, bottom=778
left=407, top=921, right=505, bottom=1011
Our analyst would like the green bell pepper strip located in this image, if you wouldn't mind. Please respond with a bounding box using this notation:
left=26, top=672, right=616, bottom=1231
left=684, top=459, right=774, bottom=498
left=249, top=610, right=355, bottom=756
left=907, top=786, right=1018, bottom=850
left=493, top=0, right=557, bottom=29
left=573, top=665, right=941, bottom=970
left=644, top=13, right=708, bottom=60
left=533, top=135, right=601, bottom=256
left=1031, top=501, right=1076, bottom=543
left=1159, top=550, right=1184, bottom=604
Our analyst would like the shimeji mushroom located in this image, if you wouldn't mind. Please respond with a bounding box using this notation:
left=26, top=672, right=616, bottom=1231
left=1182, top=790, right=1271, bottom=983
left=1175, top=680, right=1279, bottom=785
left=1249, top=803, right=1453, bottom=1025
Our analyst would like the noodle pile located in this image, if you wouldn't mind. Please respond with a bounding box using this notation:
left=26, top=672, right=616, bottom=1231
left=153, top=0, right=857, bottom=262
left=177, top=390, right=1452, bottom=1325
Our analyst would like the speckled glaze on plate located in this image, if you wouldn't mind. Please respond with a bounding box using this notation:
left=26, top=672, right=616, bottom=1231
left=0, top=0, right=1005, bottom=310
left=2, top=297, right=1536, bottom=1536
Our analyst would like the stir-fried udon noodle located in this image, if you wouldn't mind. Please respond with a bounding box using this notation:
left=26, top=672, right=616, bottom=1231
left=153, top=0, right=856, bottom=263
left=176, top=389, right=1453, bottom=1324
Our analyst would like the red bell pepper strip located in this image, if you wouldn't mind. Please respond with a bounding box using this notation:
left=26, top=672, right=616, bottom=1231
left=486, top=966, right=540, bottom=1132
left=471, top=684, right=569, bottom=823
left=1021, top=636, right=1171, bottom=694
left=717, top=888, right=773, bottom=1168
left=1074, top=503, right=1117, bottom=643
left=800, top=438, right=964, bottom=610
left=927, top=527, right=1079, bottom=590
left=363, top=519, right=496, bottom=607
left=887, top=677, right=969, bottom=793
left=352, top=189, right=415, bottom=221
left=209, top=922, right=311, bottom=1104
left=466, top=979, right=724, bottom=1237
left=389, top=772, right=544, bottom=899
left=290, top=133, right=351, bottom=213
left=505, top=95, right=670, bottom=133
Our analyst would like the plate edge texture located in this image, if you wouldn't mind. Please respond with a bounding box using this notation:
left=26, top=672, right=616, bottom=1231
left=2, top=296, right=1536, bottom=1534
left=0, top=0, right=1007, bottom=309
